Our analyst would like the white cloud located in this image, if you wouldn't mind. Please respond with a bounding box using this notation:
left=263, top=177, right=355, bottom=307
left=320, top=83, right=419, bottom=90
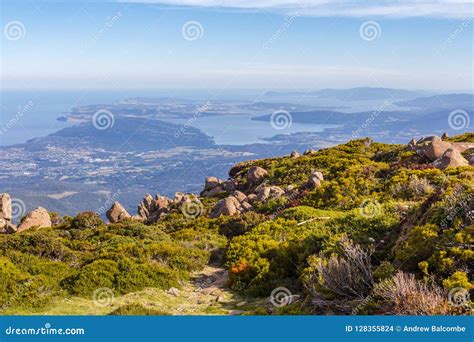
left=120, top=0, right=474, bottom=19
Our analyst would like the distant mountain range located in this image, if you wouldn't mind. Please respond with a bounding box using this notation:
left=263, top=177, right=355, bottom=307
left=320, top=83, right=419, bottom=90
left=395, top=94, right=474, bottom=109
left=264, top=87, right=429, bottom=101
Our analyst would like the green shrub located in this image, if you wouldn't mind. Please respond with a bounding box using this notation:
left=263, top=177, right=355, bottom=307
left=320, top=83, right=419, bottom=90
left=70, top=212, right=104, bottom=230
left=108, top=304, right=169, bottom=316
left=66, top=259, right=119, bottom=296
left=218, top=212, right=266, bottom=238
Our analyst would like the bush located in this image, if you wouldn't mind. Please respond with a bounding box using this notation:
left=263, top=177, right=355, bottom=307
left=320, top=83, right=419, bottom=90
left=218, top=212, right=266, bottom=238
left=373, top=272, right=451, bottom=315
left=304, top=238, right=374, bottom=313
left=66, top=259, right=119, bottom=295
left=0, top=257, right=61, bottom=310
left=395, top=224, right=439, bottom=270
left=70, top=212, right=103, bottom=230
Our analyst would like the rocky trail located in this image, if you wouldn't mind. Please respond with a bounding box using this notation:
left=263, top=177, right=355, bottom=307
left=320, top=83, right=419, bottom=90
left=6, top=265, right=261, bottom=316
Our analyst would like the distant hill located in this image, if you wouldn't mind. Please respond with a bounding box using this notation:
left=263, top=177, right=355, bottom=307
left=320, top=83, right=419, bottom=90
left=395, top=94, right=474, bottom=109
left=25, top=117, right=216, bottom=152
left=264, top=87, right=426, bottom=101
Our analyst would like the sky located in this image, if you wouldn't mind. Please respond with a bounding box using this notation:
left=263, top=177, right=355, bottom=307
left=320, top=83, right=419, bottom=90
left=1, top=0, right=473, bottom=91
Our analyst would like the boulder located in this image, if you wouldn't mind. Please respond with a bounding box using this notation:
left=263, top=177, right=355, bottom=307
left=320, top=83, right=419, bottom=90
left=17, top=207, right=51, bottom=232
left=210, top=193, right=254, bottom=218
left=174, top=192, right=185, bottom=202
left=1, top=223, right=17, bottom=234
left=204, top=177, right=222, bottom=191
left=211, top=197, right=242, bottom=218
left=246, top=194, right=257, bottom=204
left=232, top=190, right=247, bottom=203
left=0, top=193, right=12, bottom=222
left=0, top=193, right=15, bottom=233
left=222, top=180, right=237, bottom=192
left=413, top=136, right=474, bottom=162
left=441, top=132, right=449, bottom=140
left=247, top=166, right=268, bottom=185
left=201, top=186, right=226, bottom=198
left=432, top=148, right=469, bottom=170
left=255, top=185, right=285, bottom=203
left=423, top=138, right=453, bottom=161
left=305, top=170, right=324, bottom=189
left=106, top=201, right=131, bottom=223
left=137, top=194, right=171, bottom=223
left=303, top=149, right=316, bottom=155
left=290, top=151, right=301, bottom=158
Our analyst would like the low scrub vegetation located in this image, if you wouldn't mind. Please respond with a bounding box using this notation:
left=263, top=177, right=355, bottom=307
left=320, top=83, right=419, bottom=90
left=1, top=136, right=472, bottom=315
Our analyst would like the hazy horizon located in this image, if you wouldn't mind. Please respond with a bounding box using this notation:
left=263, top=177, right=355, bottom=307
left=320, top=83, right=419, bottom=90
left=2, top=0, right=473, bottom=91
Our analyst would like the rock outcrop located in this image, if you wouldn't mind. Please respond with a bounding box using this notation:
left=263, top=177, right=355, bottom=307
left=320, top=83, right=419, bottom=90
left=201, top=177, right=227, bottom=197
left=106, top=201, right=131, bottom=223
left=247, top=166, right=268, bottom=185
left=305, top=170, right=324, bottom=189
left=432, top=148, right=469, bottom=170
left=138, top=194, right=171, bottom=223
left=210, top=191, right=254, bottom=218
left=290, top=151, right=301, bottom=158
left=409, top=135, right=474, bottom=168
left=0, top=193, right=16, bottom=234
left=17, top=207, right=51, bottom=232
left=255, top=185, right=285, bottom=203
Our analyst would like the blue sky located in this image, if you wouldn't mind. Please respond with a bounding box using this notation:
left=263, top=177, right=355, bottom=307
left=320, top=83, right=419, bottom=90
left=1, top=0, right=473, bottom=91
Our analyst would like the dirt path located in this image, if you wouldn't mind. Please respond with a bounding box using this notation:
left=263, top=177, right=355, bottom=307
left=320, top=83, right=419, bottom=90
left=6, top=265, right=259, bottom=315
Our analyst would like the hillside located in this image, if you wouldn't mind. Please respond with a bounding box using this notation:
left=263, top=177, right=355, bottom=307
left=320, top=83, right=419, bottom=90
left=0, top=134, right=472, bottom=315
